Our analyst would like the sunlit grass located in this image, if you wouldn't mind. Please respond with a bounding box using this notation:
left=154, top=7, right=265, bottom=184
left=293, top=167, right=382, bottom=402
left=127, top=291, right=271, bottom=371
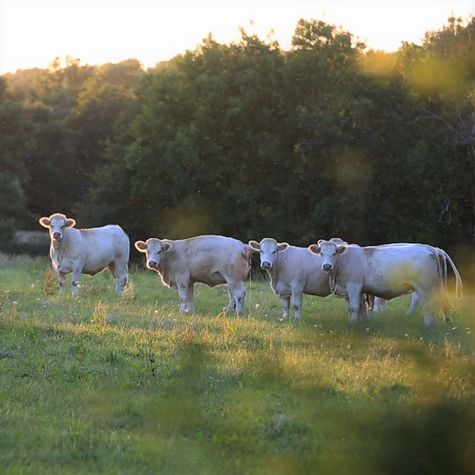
left=0, top=254, right=474, bottom=474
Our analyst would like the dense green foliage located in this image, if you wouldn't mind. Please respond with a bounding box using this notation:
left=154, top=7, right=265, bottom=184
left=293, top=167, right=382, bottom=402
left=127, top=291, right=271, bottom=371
left=1, top=17, right=474, bottom=250
left=0, top=255, right=474, bottom=474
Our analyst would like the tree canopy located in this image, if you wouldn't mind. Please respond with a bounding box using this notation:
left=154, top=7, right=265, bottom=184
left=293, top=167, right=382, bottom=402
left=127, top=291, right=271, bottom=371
left=1, top=16, right=474, bottom=252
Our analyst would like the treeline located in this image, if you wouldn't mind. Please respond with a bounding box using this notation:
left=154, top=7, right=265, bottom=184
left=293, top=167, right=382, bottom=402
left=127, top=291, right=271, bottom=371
left=1, top=17, right=474, bottom=253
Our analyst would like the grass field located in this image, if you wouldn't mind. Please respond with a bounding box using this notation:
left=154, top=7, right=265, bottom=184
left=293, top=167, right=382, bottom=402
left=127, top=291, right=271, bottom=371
left=0, top=253, right=474, bottom=475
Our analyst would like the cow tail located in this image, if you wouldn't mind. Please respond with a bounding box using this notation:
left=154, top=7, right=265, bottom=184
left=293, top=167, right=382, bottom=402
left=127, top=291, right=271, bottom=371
left=442, top=250, right=463, bottom=300
left=433, top=248, right=451, bottom=311
left=243, top=245, right=253, bottom=264
left=242, top=245, right=254, bottom=276
left=436, top=248, right=449, bottom=295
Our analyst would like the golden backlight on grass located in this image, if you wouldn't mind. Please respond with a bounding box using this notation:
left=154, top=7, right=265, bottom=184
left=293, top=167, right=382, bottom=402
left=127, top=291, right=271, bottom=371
left=0, top=255, right=473, bottom=472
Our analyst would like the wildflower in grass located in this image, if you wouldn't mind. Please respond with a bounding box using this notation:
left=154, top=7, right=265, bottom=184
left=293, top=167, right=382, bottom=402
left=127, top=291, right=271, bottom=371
left=43, top=269, right=57, bottom=295
left=91, top=301, right=108, bottom=329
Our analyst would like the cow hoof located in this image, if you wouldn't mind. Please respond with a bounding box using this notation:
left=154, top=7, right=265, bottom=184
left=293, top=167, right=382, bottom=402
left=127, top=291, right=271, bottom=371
left=423, top=317, right=435, bottom=327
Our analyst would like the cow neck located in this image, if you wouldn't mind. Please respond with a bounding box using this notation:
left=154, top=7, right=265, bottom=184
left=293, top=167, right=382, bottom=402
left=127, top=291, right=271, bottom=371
left=156, top=261, right=165, bottom=274
left=156, top=253, right=174, bottom=288
left=51, top=235, right=65, bottom=256
left=328, top=259, right=339, bottom=294
left=156, top=251, right=169, bottom=275
left=50, top=229, right=71, bottom=258
left=267, top=253, right=280, bottom=283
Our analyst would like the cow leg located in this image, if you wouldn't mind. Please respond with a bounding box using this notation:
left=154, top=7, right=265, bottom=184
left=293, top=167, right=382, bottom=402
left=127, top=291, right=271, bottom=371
left=110, top=262, right=128, bottom=295
left=345, top=297, right=360, bottom=320
left=233, top=283, right=247, bottom=316
left=280, top=295, right=290, bottom=321
left=359, top=294, right=369, bottom=320
left=185, top=284, right=195, bottom=313
left=417, top=289, right=437, bottom=326
left=178, top=280, right=194, bottom=313
left=347, top=284, right=363, bottom=321
left=71, top=268, right=82, bottom=295
left=57, top=271, right=66, bottom=294
left=422, top=302, right=438, bottom=325
left=177, top=281, right=187, bottom=312
left=372, top=297, right=386, bottom=313
left=406, top=292, right=420, bottom=316
left=291, top=285, right=304, bottom=321
left=115, top=274, right=127, bottom=295
left=226, top=288, right=236, bottom=313
left=422, top=311, right=435, bottom=327
left=108, top=263, right=119, bottom=295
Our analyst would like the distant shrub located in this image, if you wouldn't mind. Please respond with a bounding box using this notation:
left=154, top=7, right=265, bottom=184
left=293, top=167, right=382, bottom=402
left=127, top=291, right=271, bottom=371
left=1, top=230, right=50, bottom=256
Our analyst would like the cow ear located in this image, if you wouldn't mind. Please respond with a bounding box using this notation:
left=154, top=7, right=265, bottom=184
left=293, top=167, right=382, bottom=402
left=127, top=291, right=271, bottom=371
left=248, top=240, right=261, bottom=251
left=277, top=242, right=289, bottom=252
left=65, top=218, right=76, bottom=228
left=39, top=217, right=51, bottom=228
left=308, top=244, right=321, bottom=254
left=134, top=241, right=147, bottom=252
left=336, top=245, right=347, bottom=254
left=162, top=242, right=172, bottom=252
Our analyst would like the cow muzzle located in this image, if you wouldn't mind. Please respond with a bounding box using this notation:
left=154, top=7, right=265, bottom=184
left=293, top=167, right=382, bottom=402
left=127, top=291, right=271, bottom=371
left=147, top=260, right=159, bottom=269
left=52, top=232, right=62, bottom=241
left=322, top=263, right=332, bottom=272
left=260, top=261, right=272, bottom=270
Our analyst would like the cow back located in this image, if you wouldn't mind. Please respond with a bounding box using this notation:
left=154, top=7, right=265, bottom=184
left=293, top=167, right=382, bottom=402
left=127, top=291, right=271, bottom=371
left=160, top=235, right=250, bottom=286
left=274, top=246, right=330, bottom=296
left=80, top=225, right=129, bottom=274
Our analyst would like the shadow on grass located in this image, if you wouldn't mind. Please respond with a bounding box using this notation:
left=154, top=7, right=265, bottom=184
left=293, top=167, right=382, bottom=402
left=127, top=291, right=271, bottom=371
left=1, top=289, right=474, bottom=474
left=375, top=400, right=475, bottom=475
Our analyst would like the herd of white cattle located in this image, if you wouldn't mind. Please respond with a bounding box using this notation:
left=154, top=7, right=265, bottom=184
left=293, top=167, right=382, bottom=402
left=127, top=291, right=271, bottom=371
left=38, top=212, right=463, bottom=327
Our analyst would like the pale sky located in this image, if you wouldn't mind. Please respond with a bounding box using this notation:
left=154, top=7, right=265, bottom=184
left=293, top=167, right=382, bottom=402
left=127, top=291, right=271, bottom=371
left=0, top=0, right=473, bottom=74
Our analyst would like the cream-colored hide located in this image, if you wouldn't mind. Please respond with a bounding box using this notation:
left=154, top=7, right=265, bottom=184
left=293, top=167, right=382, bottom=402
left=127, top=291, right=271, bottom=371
left=308, top=240, right=462, bottom=327
left=135, top=235, right=252, bottom=315
left=248, top=238, right=331, bottom=321
left=39, top=213, right=129, bottom=295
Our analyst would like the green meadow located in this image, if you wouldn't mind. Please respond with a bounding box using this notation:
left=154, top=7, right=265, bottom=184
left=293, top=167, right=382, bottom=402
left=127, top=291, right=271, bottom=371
left=1, top=254, right=474, bottom=475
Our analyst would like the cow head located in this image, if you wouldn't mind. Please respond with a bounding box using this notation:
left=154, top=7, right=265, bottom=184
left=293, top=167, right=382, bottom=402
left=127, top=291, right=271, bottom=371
left=248, top=238, right=289, bottom=270
left=308, top=239, right=347, bottom=272
left=39, top=213, right=76, bottom=242
left=135, top=238, right=172, bottom=270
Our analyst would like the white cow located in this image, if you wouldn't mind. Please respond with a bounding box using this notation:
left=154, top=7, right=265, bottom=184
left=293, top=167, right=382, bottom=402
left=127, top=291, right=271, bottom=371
left=369, top=245, right=462, bottom=316
left=39, top=213, right=130, bottom=295
left=248, top=238, right=332, bottom=321
left=135, top=235, right=252, bottom=314
left=308, top=240, right=462, bottom=326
